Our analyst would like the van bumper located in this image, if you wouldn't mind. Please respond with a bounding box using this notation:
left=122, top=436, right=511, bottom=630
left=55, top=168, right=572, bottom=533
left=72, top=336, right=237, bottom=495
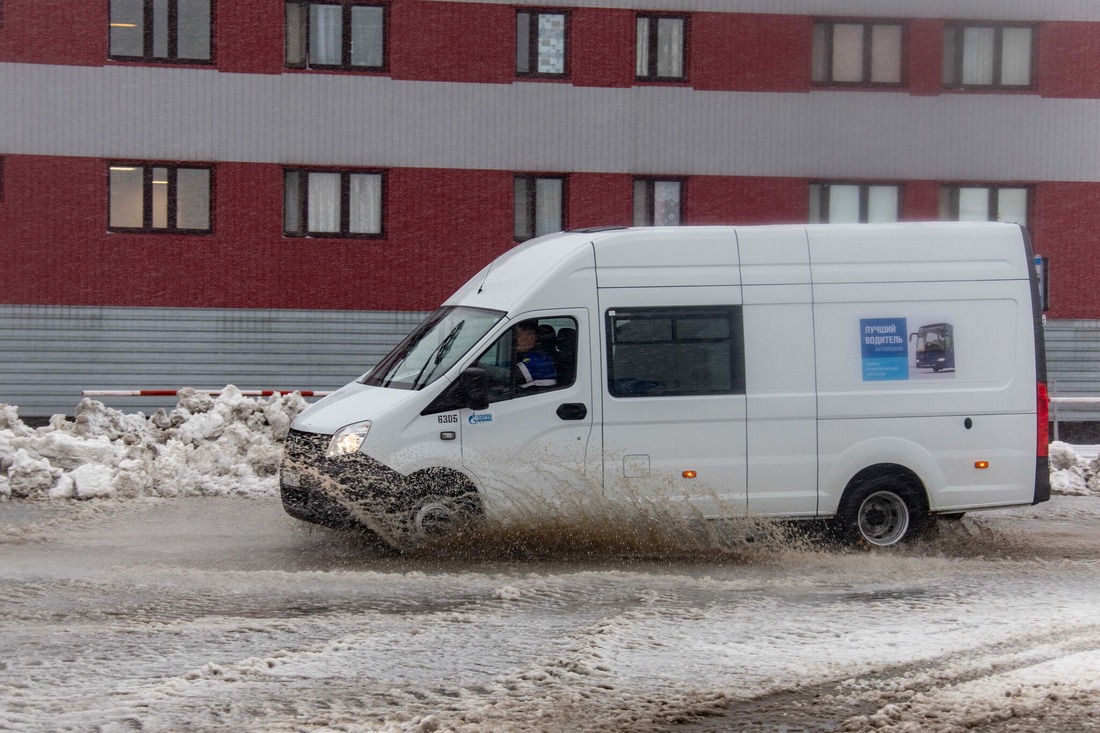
left=279, top=428, right=414, bottom=530
left=1033, top=456, right=1051, bottom=504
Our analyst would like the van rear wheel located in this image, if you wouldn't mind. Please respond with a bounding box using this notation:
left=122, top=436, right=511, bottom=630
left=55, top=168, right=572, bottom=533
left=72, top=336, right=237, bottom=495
left=838, top=476, right=927, bottom=548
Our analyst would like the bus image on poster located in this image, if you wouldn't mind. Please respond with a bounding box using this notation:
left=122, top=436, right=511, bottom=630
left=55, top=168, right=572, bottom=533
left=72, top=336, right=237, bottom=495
left=911, top=322, right=954, bottom=373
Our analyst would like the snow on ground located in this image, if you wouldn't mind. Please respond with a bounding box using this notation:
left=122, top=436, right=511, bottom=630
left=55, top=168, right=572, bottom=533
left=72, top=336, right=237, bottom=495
left=3, top=494, right=1100, bottom=732
left=0, top=389, right=1097, bottom=502
left=0, top=387, right=307, bottom=501
left=4, top=393, right=1100, bottom=731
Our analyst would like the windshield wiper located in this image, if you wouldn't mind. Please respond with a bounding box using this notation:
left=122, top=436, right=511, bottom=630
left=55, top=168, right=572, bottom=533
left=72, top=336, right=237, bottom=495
left=412, top=321, right=465, bottom=390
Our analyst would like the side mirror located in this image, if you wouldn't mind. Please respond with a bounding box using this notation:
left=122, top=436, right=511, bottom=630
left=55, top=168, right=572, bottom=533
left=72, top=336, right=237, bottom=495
left=462, top=367, right=489, bottom=411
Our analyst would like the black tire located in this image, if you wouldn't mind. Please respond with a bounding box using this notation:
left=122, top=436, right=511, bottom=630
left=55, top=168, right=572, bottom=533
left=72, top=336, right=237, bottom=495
left=837, top=476, right=927, bottom=547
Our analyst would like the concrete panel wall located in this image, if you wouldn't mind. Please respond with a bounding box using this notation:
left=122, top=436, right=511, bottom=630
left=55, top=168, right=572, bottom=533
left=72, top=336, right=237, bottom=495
left=3, top=64, right=1100, bottom=182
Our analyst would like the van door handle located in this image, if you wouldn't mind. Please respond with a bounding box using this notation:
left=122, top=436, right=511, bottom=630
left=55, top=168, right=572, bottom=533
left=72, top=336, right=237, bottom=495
left=556, top=403, right=587, bottom=421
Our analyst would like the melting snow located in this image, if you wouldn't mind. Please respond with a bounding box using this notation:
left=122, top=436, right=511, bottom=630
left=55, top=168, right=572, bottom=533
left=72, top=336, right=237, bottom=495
left=0, top=391, right=1097, bottom=503
left=0, top=387, right=307, bottom=501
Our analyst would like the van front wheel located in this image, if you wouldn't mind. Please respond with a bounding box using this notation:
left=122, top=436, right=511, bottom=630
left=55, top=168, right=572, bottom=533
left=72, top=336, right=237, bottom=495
left=838, top=476, right=927, bottom=547
left=403, top=470, right=483, bottom=545
left=412, top=493, right=480, bottom=537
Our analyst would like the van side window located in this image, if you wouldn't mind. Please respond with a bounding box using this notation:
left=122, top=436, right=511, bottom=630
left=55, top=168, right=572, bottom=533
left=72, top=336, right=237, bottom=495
left=606, top=307, right=745, bottom=397
left=473, top=316, right=579, bottom=403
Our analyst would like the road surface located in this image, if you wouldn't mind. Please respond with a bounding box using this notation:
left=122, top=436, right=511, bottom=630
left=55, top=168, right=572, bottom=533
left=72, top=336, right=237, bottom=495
left=3, top=495, right=1100, bottom=732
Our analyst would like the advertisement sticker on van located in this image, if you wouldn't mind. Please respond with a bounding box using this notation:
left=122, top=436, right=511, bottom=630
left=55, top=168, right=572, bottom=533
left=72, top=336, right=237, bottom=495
left=861, top=317, right=957, bottom=381
left=861, top=318, right=909, bottom=381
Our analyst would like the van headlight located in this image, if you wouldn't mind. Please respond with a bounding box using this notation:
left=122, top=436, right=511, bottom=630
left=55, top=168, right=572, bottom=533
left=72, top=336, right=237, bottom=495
left=326, top=421, right=372, bottom=458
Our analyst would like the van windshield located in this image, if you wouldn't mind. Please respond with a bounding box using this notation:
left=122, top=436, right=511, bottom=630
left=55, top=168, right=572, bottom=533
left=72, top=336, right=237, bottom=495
left=361, top=306, right=505, bottom=390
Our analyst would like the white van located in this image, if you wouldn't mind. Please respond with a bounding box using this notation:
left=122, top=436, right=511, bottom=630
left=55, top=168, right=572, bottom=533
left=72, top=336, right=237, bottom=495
left=280, top=223, right=1050, bottom=547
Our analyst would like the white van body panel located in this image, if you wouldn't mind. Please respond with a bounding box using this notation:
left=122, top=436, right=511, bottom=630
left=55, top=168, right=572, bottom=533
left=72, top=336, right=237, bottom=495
left=597, top=285, right=748, bottom=515
left=806, top=223, right=1027, bottom=284
left=738, top=227, right=819, bottom=516
left=593, top=228, right=741, bottom=288
left=294, top=381, right=415, bottom=435
left=456, top=306, right=598, bottom=517
left=445, top=232, right=597, bottom=314
left=282, top=223, right=1047, bottom=541
left=293, top=379, right=468, bottom=477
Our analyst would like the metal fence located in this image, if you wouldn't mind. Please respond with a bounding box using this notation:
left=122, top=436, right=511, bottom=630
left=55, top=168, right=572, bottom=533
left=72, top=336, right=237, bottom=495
left=0, top=304, right=426, bottom=417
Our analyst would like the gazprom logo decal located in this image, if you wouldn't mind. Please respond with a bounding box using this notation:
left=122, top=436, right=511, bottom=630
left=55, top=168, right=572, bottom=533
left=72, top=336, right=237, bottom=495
left=468, top=413, right=493, bottom=425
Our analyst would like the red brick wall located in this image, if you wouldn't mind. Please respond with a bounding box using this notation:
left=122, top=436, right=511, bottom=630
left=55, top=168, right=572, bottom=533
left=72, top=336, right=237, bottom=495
left=0, top=0, right=106, bottom=65
left=4, top=3, right=1098, bottom=99
left=693, top=13, right=811, bottom=93
left=1038, top=22, right=1100, bottom=99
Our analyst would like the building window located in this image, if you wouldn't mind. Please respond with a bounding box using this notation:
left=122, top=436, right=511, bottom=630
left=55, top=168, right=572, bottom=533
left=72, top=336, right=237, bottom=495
left=285, top=2, right=386, bottom=70
left=514, top=175, right=565, bottom=242
left=812, top=21, right=903, bottom=85
left=109, top=163, right=212, bottom=232
left=809, top=183, right=900, bottom=223
left=284, top=169, right=384, bottom=237
left=633, top=179, right=683, bottom=226
left=109, top=0, right=212, bottom=62
left=943, top=25, right=1034, bottom=89
left=939, top=185, right=1029, bottom=225
left=636, top=14, right=686, bottom=81
left=1033, top=256, right=1049, bottom=311
left=516, top=10, right=567, bottom=77
left=606, top=306, right=746, bottom=397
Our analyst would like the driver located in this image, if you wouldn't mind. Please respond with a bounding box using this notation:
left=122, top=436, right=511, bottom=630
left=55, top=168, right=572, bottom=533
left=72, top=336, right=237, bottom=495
left=513, top=321, right=557, bottom=389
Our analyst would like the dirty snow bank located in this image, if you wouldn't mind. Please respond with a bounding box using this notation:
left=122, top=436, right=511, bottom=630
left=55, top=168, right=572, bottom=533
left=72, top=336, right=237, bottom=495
left=0, top=387, right=307, bottom=500
left=1, top=395, right=1096, bottom=502
left=1048, top=441, right=1100, bottom=496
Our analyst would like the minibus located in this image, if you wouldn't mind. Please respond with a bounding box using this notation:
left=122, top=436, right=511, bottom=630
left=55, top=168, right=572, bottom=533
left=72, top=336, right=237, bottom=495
left=280, top=223, right=1050, bottom=548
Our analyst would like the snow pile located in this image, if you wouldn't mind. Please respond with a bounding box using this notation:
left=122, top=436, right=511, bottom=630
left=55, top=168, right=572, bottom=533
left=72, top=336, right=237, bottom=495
left=0, top=387, right=308, bottom=501
left=1, top=392, right=1096, bottom=503
left=1048, top=441, right=1100, bottom=497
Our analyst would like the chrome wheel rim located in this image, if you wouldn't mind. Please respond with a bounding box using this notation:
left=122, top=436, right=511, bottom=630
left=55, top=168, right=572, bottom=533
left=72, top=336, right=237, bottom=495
left=857, top=490, right=910, bottom=546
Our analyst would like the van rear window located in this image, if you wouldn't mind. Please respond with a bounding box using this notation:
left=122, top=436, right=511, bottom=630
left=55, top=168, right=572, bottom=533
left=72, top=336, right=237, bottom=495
left=606, top=306, right=745, bottom=397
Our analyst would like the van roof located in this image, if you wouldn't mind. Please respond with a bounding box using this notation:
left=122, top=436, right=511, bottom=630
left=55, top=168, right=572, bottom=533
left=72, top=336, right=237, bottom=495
left=445, top=222, right=1029, bottom=314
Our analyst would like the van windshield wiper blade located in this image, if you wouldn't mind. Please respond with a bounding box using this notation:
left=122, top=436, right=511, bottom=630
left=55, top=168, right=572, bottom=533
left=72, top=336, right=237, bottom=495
left=412, top=321, right=464, bottom=390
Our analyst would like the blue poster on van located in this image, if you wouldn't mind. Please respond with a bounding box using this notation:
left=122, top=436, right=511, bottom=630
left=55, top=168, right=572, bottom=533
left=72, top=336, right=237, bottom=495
left=861, top=318, right=908, bottom=381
